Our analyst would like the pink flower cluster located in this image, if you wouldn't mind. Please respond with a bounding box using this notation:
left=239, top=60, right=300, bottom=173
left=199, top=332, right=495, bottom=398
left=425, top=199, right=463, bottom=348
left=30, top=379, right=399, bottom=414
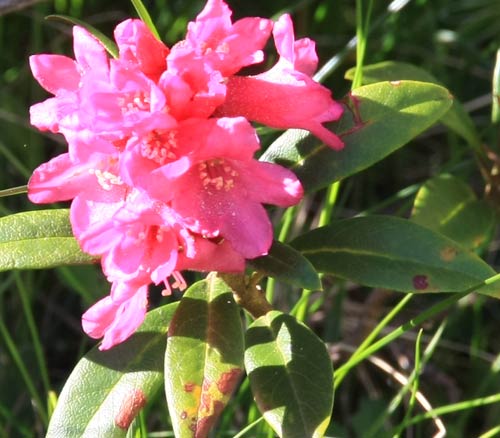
left=27, top=0, right=343, bottom=349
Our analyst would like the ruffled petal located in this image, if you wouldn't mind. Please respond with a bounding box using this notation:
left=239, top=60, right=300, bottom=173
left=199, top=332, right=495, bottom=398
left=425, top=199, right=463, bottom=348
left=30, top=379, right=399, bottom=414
left=114, top=19, right=169, bottom=80
left=28, top=154, right=94, bottom=203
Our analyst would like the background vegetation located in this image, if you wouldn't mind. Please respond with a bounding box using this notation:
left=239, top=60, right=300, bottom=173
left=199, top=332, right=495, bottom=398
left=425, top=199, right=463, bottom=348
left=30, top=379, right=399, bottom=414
left=1, top=0, right=500, bottom=436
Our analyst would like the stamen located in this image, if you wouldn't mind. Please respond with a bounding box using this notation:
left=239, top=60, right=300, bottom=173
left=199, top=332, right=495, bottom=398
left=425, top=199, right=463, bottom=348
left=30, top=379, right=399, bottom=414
left=140, top=130, right=178, bottom=165
left=89, top=169, right=123, bottom=191
left=118, top=91, right=150, bottom=115
left=161, top=271, right=187, bottom=296
left=198, top=158, right=238, bottom=192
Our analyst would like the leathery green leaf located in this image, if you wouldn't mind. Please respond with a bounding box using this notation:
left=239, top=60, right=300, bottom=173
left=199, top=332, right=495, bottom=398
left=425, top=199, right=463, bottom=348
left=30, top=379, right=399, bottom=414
left=262, top=81, right=453, bottom=193
left=46, top=303, right=178, bottom=438
left=245, top=311, right=334, bottom=438
left=0, top=209, right=95, bottom=271
left=165, top=274, right=244, bottom=438
left=249, top=241, right=321, bottom=290
left=345, top=61, right=480, bottom=148
left=411, top=174, right=496, bottom=251
left=292, top=215, right=497, bottom=294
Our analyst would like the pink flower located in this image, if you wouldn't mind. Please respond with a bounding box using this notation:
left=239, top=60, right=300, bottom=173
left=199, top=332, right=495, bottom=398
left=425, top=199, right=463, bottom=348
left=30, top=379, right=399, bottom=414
left=27, top=0, right=347, bottom=349
left=168, top=0, right=273, bottom=77
left=216, top=14, right=344, bottom=150
left=29, top=26, right=109, bottom=136
left=153, top=117, right=303, bottom=257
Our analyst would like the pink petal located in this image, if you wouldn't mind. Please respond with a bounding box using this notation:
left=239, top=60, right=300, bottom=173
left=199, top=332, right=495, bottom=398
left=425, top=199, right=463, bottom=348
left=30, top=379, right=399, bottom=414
left=272, top=14, right=318, bottom=75
left=29, top=55, right=80, bottom=94
left=28, top=154, right=95, bottom=203
left=168, top=117, right=259, bottom=162
left=235, top=160, right=303, bottom=207
left=173, top=0, right=272, bottom=76
left=172, top=170, right=273, bottom=258
left=72, top=26, right=109, bottom=76
left=81, top=283, right=148, bottom=350
left=218, top=74, right=344, bottom=150
left=29, top=98, right=61, bottom=132
left=217, top=197, right=273, bottom=258
left=114, top=19, right=169, bottom=80
left=178, top=236, right=245, bottom=272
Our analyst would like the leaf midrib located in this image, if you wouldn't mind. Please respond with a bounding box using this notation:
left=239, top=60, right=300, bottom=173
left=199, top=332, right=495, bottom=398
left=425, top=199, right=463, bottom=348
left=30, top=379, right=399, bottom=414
left=299, top=246, right=491, bottom=280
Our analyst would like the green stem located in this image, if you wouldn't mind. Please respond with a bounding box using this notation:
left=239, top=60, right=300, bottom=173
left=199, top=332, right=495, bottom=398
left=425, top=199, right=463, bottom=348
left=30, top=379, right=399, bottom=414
left=385, top=324, right=444, bottom=438
left=0, top=185, right=27, bottom=197
left=334, top=271, right=500, bottom=386
left=479, top=424, right=500, bottom=438
left=232, top=416, right=265, bottom=438
left=405, top=392, right=500, bottom=428
left=0, top=316, right=48, bottom=426
left=220, top=273, right=272, bottom=319
left=318, top=181, right=341, bottom=227
left=352, top=0, right=374, bottom=89
left=335, top=293, right=414, bottom=387
left=292, top=182, right=341, bottom=321
left=15, top=272, right=51, bottom=397
left=266, top=206, right=298, bottom=303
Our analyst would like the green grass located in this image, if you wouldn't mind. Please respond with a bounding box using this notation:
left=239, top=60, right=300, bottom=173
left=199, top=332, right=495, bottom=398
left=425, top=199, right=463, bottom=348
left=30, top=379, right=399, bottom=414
left=2, top=0, right=500, bottom=437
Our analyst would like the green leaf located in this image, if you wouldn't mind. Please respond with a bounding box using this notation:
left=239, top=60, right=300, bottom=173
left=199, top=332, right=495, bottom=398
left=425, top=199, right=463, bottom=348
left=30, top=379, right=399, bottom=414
left=245, top=311, right=334, bottom=438
left=249, top=241, right=321, bottom=290
left=46, top=15, right=118, bottom=58
left=262, top=81, right=453, bottom=193
left=46, top=302, right=178, bottom=438
left=411, top=174, right=496, bottom=251
left=130, top=0, right=161, bottom=40
left=345, top=61, right=480, bottom=148
left=0, top=209, right=95, bottom=271
left=165, top=274, right=244, bottom=438
left=292, top=215, right=496, bottom=293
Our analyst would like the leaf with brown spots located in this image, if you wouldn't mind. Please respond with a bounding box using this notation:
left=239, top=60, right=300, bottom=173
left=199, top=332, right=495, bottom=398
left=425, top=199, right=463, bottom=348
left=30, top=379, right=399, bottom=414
left=46, top=302, right=178, bottom=438
left=165, top=274, right=244, bottom=438
left=292, top=215, right=497, bottom=294
left=115, top=389, right=147, bottom=430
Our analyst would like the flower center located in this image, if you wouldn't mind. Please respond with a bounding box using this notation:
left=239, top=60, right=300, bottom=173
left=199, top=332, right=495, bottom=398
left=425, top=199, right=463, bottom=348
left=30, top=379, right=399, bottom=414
left=89, top=169, right=123, bottom=191
left=199, top=40, right=230, bottom=55
left=141, top=130, right=178, bottom=165
left=198, top=158, right=238, bottom=192
left=118, top=91, right=150, bottom=114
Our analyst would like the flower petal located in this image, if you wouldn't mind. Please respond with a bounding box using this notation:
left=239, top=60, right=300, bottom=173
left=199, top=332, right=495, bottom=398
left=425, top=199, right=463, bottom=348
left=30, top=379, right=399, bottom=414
left=81, top=283, right=148, bottom=350
left=29, top=55, right=80, bottom=95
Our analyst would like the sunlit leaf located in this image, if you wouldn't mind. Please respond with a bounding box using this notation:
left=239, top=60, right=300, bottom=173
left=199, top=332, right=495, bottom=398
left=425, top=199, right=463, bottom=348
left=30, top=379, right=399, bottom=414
left=165, top=274, right=244, bottom=438
left=262, top=81, right=453, bottom=192
left=0, top=209, right=95, bottom=271
left=411, top=174, right=496, bottom=251
left=46, top=303, right=178, bottom=438
left=245, top=311, right=334, bottom=438
left=345, top=61, right=480, bottom=148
